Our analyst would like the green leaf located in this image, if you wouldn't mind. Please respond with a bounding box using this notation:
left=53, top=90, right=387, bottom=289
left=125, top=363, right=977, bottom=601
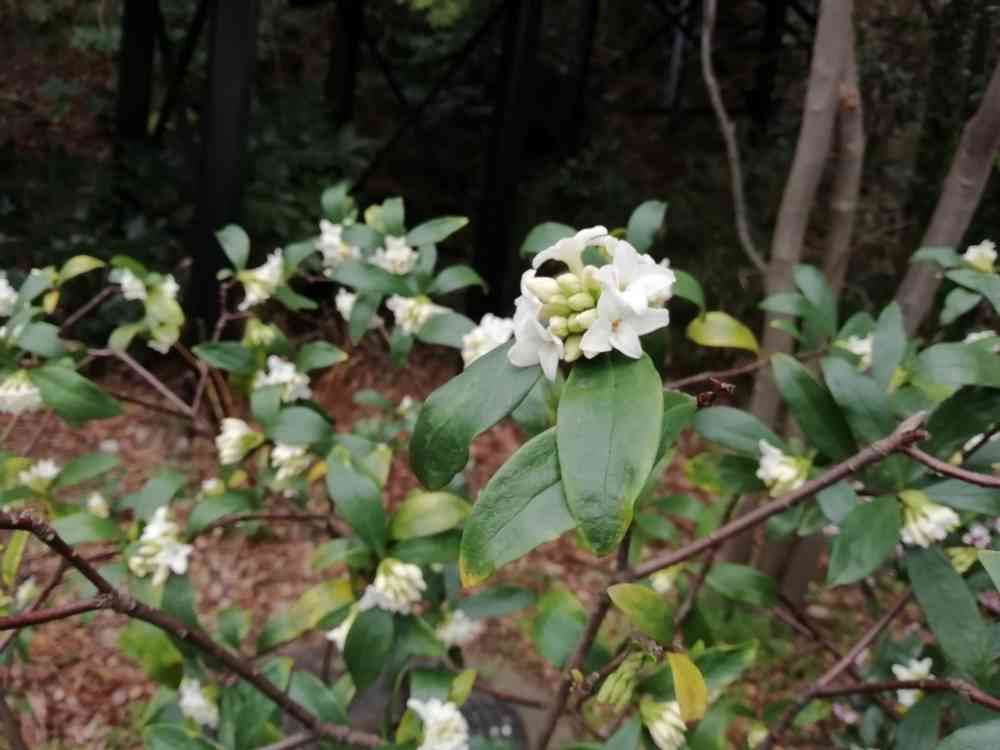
left=348, top=292, right=383, bottom=343
left=2, top=531, right=28, bottom=587
left=257, top=578, right=353, bottom=652
left=923, top=480, right=1000, bottom=514
left=216, top=225, right=251, bottom=270
left=326, top=445, right=387, bottom=556
left=827, top=496, right=901, bottom=586
left=59, top=254, right=105, bottom=283
left=192, top=342, right=256, bottom=375
left=215, top=605, right=251, bottom=650
left=311, top=538, right=372, bottom=571
left=268, top=406, right=332, bottom=446
left=406, top=217, right=469, bottom=247
left=759, top=292, right=808, bottom=316
left=459, top=428, right=575, bottom=585
left=329, top=260, right=412, bottom=296
left=946, top=269, right=1000, bottom=316
left=415, top=312, right=475, bottom=348
left=288, top=670, right=349, bottom=724
left=457, top=585, right=537, bottom=619
left=449, top=669, right=477, bottom=706
left=923, top=387, right=1000, bottom=460
left=108, top=322, right=143, bottom=351
left=692, top=406, right=784, bottom=457
left=120, top=469, right=187, bottom=522
left=272, top=285, right=318, bottom=311
left=411, top=340, right=541, bottom=489
left=981, top=550, right=1000, bottom=591
left=520, top=222, right=575, bottom=258
left=705, top=563, right=777, bottom=607
left=321, top=181, right=354, bottom=223
left=283, top=241, right=317, bottom=274
left=185, top=491, right=256, bottom=536
left=380, top=197, right=405, bottom=235
left=607, top=583, right=672, bottom=642
left=53, top=452, right=119, bottom=489
left=906, top=547, right=991, bottom=677
left=52, top=512, right=122, bottom=545
left=604, top=715, right=642, bottom=750
left=667, top=652, right=708, bottom=722
left=772, top=353, right=855, bottom=461
left=911, top=343, right=1000, bottom=392
left=390, top=491, right=470, bottom=540
left=911, top=246, right=960, bottom=268
left=119, top=620, right=182, bottom=685
left=344, top=607, right=394, bottom=691
left=389, top=327, right=413, bottom=367
left=625, top=200, right=668, bottom=253
left=29, top=365, right=122, bottom=425
left=391, top=531, right=460, bottom=566
left=935, top=720, right=1000, bottom=750
left=820, top=357, right=898, bottom=443
left=940, top=287, right=982, bottom=325
left=144, top=725, right=222, bottom=750
left=872, top=302, right=906, bottom=390
left=658, top=391, right=697, bottom=459
left=895, top=695, right=944, bottom=750
left=816, top=481, right=859, bottom=524
left=426, top=265, right=485, bottom=296
left=532, top=587, right=586, bottom=667
left=558, top=353, right=663, bottom=555
left=16, top=322, right=65, bottom=358
left=295, top=341, right=347, bottom=372
left=687, top=312, right=759, bottom=353
left=672, top=270, right=705, bottom=312
left=250, top=384, right=282, bottom=428
left=793, top=265, right=838, bottom=339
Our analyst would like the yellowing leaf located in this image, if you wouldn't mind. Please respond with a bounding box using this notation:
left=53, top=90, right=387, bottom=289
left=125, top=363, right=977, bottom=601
left=43, top=290, right=60, bottom=314
left=449, top=669, right=477, bottom=706
left=59, top=255, right=106, bottom=283
left=2, top=531, right=28, bottom=587
left=667, top=651, right=708, bottom=722
left=686, top=311, right=760, bottom=354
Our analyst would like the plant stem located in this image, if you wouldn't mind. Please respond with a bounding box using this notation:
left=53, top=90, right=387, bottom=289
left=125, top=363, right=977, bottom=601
left=903, top=445, right=1000, bottom=488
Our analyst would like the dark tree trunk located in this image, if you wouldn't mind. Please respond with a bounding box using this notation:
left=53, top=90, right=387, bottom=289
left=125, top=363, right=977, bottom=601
left=117, top=0, right=158, bottom=139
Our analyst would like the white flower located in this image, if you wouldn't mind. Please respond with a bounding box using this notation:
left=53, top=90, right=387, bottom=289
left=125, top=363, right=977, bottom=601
left=0, top=371, right=43, bottom=415
left=407, top=698, right=469, bottom=750
left=532, top=226, right=610, bottom=274
left=271, top=443, right=311, bottom=481
left=580, top=284, right=670, bottom=360
left=158, top=275, right=180, bottom=302
left=836, top=335, right=873, bottom=370
left=461, top=313, right=515, bottom=366
left=111, top=268, right=148, bottom=301
left=238, top=250, right=284, bottom=311
left=397, top=395, right=417, bottom=418
left=215, top=418, right=264, bottom=465
left=336, top=288, right=357, bottom=321
left=127, top=507, right=193, bottom=586
left=891, top=657, right=933, bottom=709
left=436, top=610, right=485, bottom=647
left=596, top=239, right=676, bottom=312
left=325, top=604, right=359, bottom=651
left=899, top=491, right=960, bottom=548
left=15, top=578, right=38, bottom=609
left=86, top=491, right=110, bottom=518
left=372, top=236, right=417, bottom=275
left=242, top=318, right=279, bottom=348
left=508, top=304, right=564, bottom=381
left=649, top=566, right=682, bottom=595
left=253, top=355, right=311, bottom=402
left=964, top=330, right=995, bottom=344
left=178, top=677, right=219, bottom=729
left=18, top=459, right=60, bottom=492
left=316, top=220, right=361, bottom=275
left=963, top=239, right=996, bottom=273
left=99, top=439, right=120, bottom=454
left=200, top=478, right=225, bottom=496
left=755, top=440, right=809, bottom=497
left=962, top=523, right=991, bottom=549
left=386, top=295, right=448, bottom=335
left=358, top=558, right=426, bottom=614
left=640, top=697, right=686, bottom=750
left=0, top=273, right=16, bottom=317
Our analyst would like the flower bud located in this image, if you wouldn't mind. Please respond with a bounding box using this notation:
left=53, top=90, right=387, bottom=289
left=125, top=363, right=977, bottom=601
left=569, top=309, right=598, bottom=332
left=580, top=265, right=603, bottom=292
left=563, top=335, right=582, bottom=363
left=556, top=272, right=583, bottom=295
left=524, top=276, right=561, bottom=302
left=539, top=302, right=571, bottom=321
left=567, top=292, right=595, bottom=311
left=548, top=316, right=569, bottom=338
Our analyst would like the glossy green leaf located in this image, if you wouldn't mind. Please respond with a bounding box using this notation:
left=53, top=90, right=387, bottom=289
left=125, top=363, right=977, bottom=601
left=59, top=254, right=105, bottom=282
left=185, top=491, right=256, bottom=536
left=625, top=200, right=668, bottom=253
left=416, top=312, right=476, bottom=348
left=687, top=311, right=759, bottom=353
left=295, top=341, right=347, bottom=372
left=657, top=390, right=697, bottom=459
left=692, top=406, right=785, bottom=456
left=216, top=225, right=250, bottom=269
left=895, top=695, right=944, bottom=750
left=52, top=512, right=122, bottom=545
left=2, top=531, right=27, bottom=587
left=392, top=531, right=460, bottom=566
left=215, top=605, right=251, bottom=650
left=607, top=583, right=672, bottom=643
left=29, top=365, right=121, bottom=425
left=520, top=222, right=575, bottom=258
left=344, top=607, right=394, bottom=691
left=772, top=353, right=855, bottom=461
left=672, top=270, right=705, bottom=312
left=120, top=469, right=186, bottom=521
left=426, top=265, right=485, bottom=296
left=321, top=181, right=355, bottom=223
left=872, top=302, right=906, bottom=390
left=816, top=481, right=859, bottom=524
left=532, top=587, right=586, bottom=668
left=604, top=715, right=642, bottom=750
left=923, top=480, right=1000, bottom=514
left=457, top=585, right=537, bottom=619
left=947, top=269, right=1000, bottom=316
left=936, top=720, right=1000, bottom=750
left=827, top=496, right=900, bottom=586
left=257, top=578, right=353, bottom=652
left=911, top=246, right=960, bottom=268
left=460, top=428, right=575, bottom=585
left=793, top=265, right=838, bottom=339
left=911, top=343, right=1000, bottom=392
left=326, top=445, right=387, bottom=556
left=348, top=292, right=382, bottom=343
left=923, top=388, right=1000, bottom=461
left=558, top=353, right=663, bottom=555
left=705, top=563, right=776, bottom=607
left=250, top=384, right=282, bottom=428
left=288, top=670, right=349, bottom=724
left=329, top=260, right=412, bottom=296
left=53, top=452, right=119, bottom=489
left=311, top=537, right=372, bottom=570
left=940, top=287, right=982, bottom=325
left=759, top=292, right=808, bottom=316
left=389, top=327, right=413, bottom=367
left=667, top=652, right=708, bottom=721
left=17, top=322, right=64, bottom=358
left=119, top=620, right=182, bottom=685
left=820, top=357, right=897, bottom=443
left=192, top=342, right=256, bottom=375
left=411, top=340, right=541, bottom=489
left=144, top=725, right=222, bottom=750
left=268, top=406, right=332, bottom=446
left=273, top=284, right=318, bottom=311
left=406, top=216, right=468, bottom=246
left=390, top=491, right=471, bottom=540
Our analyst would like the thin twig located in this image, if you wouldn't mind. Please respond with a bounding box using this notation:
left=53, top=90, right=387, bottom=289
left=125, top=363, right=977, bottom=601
left=903, top=445, right=1000, bottom=488
left=701, top=0, right=767, bottom=273
left=59, top=287, right=114, bottom=335
left=626, top=413, right=929, bottom=582
left=664, top=351, right=822, bottom=391
left=814, top=679, right=1000, bottom=713
left=0, top=598, right=107, bottom=629
left=475, top=682, right=548, bottom=711
left=0, top=560, right=71, bottom=655
left=259, top=732, right=319, bottom=750
left=93, top=349, right=195, bottom=419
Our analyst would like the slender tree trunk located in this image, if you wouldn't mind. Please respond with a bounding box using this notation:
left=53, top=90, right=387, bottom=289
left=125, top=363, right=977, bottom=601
left=894, top=59, right=1000, bottom=334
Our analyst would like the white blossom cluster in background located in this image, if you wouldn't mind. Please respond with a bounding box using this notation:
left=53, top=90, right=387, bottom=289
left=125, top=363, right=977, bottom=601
left=640, top=696, right=686, bottom=750
left=963, top=239, right=996, bottom=274
left=127, top=506, right=193, bottom=586
left=253, top=355, right=311, bottom=402
left=271, top=443, right=311, bottom=481
left=461, top=313, right=514, bottom=367
left=386, top=295, right=449, bottom=335
left=238, top=250, right=284, bottom=311
left=407, top=697, right=469, bottom=750
left=899, top=491, right=960, bottom=548
left=18, top=459, right=60, bottom=494
left=507, top=226, right=675, bottom=380
left=316, top=220, right=361, bottom=276
left=109, top=268, right=183, bottom=353
left=835, top=334, right=873, bottom=370
left=336, top=289, right=383, bottom=330
left=178, top=677, right=219, bottom=729
left=435, top=609, right=485, bottom=647
left=215, top=418, right=265, bottom=465
left=755, top=441, right=810, bottom=497
left=372, top=236, right=418, bottom=275
left=891, top=656, right=934, bottom=709
left=0, top=370, right=43, bottom=416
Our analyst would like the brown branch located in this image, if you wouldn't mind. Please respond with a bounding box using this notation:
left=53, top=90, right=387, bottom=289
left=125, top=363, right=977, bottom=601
left=0, top=560, right=71, bottom=655
left=475, top=682, right=548, bottom=711
left=903, top=445, right=1000, bottom=488
left=627, top=413, right=929, bottom=582
left=814, top=679, right=1000, bottom=713
left=0, top=598, right=106, bottom=630
left=701, top=0, right=767, bottom=273
left=93, top=348, right=196, bottom=419
left=758, top=592, right=911, bottom=750
left=665, top=351, right=822, bottom=391
left=59, top=287, right=114, bottom=336
left=260, top=732, right=320, bottom=750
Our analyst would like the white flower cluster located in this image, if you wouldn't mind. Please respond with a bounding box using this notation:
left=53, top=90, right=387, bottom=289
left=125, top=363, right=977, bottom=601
left=238, top=250, right=284, bottom=311
left=242, top=318, right=279, bottom=348
left=508, top=227, right=674, bottom=380
left=86, top=491, right=110, bottom=518
left=899, top=491, right=960, bottom=548
left=316, top=220, right=361, bottom=276
left=253, top=355, right=311, bottom=402
left=963, top=239, right=996, bottom=274
left=0, top=370, right=43, bottom=416
left=407, top=697, right=469, bottom=750
left=18, top=459, right=60, bottom=493
left=891, top=656, right=933, bottom=709
left=386, top=295, right=448, bottom=335
left=215, top=418, right=265, bottom=465
left=639, top=696, right=686, bottom=750
left=110, top=269, right=183, bottom=353
left=836, top=334, right=873, bottom=370
left=372, top=236, right=418, bottom=275
left=0, top=272, right=18, bottom=316
left=271, top=443, right=311, bottom=481
left=461, top=313, right=514, bottom=367
left=110, top=268, right=148, bottom=301
left=127, top=506, right=193, bottom=586
left=436, top=609, right=485, bottom=647
left=755, top=441, right=809, bottom=497
left=178, top=677, right=219, bottom=729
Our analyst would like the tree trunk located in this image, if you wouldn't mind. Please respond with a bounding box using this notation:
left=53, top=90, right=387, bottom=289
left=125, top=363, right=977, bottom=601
left=894, top=58, right=1000, bottom=334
